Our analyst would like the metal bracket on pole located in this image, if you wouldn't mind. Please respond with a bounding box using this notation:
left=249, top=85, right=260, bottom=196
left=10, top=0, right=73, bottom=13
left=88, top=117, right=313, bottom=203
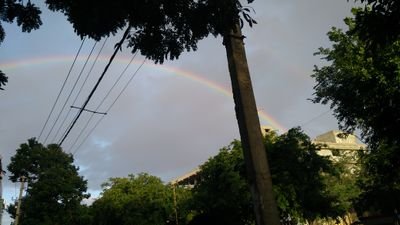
left=70, top=106, right=107, bottom=115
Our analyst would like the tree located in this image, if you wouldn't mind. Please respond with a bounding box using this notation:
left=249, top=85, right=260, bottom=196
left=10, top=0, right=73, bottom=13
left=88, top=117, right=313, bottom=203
left=0, top=0, right=43, bottom=90
left=40, top=1, right=280, bottom=225
left=189, top=140, right=254, bottom=225
left=7, top=138, right=89, bottom=225
left=353, top=0, right=400, bottom=50
left=355, top=142, right=400, bottom=215
left=190, top=128, right=342, bottom=224
left=312, top=13, right=400, bottom=149
left=312, top=10, right=400, bottom=216
left=323, top=152, right=361, bottom=224
left=91, top=173, right=191, bottom=225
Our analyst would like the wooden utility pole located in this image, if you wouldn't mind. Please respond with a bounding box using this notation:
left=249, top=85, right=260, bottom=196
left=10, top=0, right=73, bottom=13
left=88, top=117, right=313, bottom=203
left=223, top=25, right=280, bottom=225
left=14, top=176, right=26, bottom=225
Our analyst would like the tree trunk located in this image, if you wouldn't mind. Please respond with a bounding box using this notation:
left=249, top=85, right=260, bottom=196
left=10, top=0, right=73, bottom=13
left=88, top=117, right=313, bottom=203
left=223, top=24, right=280, bottom=225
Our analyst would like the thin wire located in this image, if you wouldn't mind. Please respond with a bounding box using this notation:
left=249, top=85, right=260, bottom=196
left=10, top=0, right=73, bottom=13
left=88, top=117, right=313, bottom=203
left=43, top=41, right=97, bottom=144
left=51, top=38, right=108, bottom=143
left=105, top=59, right=146, bottom=113
left=300, top=109, right=331, bottom=128
left=68, top=52, right=137, bottom=151
left=58, top=26, right=132, bottom=146
left=72, top=58, right=146, bottom=155
left=37, top=37, right=86, bottom=141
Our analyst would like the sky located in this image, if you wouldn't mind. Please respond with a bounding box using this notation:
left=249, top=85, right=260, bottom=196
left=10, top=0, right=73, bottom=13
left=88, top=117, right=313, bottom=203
left=0, top=0, right=358, bottom=224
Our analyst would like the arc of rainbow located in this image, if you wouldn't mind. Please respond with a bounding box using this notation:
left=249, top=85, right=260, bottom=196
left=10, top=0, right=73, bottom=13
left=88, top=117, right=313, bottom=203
left=0, top=55, right=287, bottom=132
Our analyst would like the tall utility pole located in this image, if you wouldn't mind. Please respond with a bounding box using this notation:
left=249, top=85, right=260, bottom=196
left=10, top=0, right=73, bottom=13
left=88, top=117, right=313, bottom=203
left=14, top=176, right=26, bottom=225
left=224, top=25, right=280, bottom=225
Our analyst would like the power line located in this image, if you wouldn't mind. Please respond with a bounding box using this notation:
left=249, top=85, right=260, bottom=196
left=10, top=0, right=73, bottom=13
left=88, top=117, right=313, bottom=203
left=37, top=37, right=86, bottom=141
left=43, top=41, right=97, bottom=144
left=68, top=53, right=137, bottom=151
left=51, top=38, right=109, bottom=143
left=299, top=109, right=331, bottom=128
left=58, top=26, right=132, bottom=146
left=72, top=58, right=146, bottom=155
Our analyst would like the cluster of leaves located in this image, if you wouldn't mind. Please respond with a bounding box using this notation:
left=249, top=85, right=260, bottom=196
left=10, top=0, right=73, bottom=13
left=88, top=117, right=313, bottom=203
left=0, top=0, right=256, bottom=90
left=313, top=2, right=400, bottom=215
left=189, top=140, right=253, bottom=225
left=44, top=0, right=256, bottom=64
left=353, top=0, right=400, bottom=50
left=0, top=0, right=43, bottom=90
left=0, top=0, right=42, bottom=41
left=7, top=138, right=89, bottom=225
left=311, top=13, right=400, bottom=150
left=190, top=128, right=346, bottom=224
left=355, top=142, right=400, bottom=215
left=323, top=153, right=361, bottom=218
left=91, top=173, right=191, bottom=225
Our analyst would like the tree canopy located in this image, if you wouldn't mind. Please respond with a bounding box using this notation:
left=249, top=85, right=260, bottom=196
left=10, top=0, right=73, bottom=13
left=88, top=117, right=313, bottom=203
left=44, top=0, right=255, bottom=63
left=189, top=140, right=253, bottom=225
left=0, top=0, right=255, bottom=89
left=312, top=5, right=400, bottom=216
left=311, top=13, right=400, bottom=149
left=0, top=0, right=42, bottom=90
left=190, top=128, right=343, bottom=224
left=7, top=138, right=89, bottom=225
left=91, top=173, right=191, bottom=225
left=355, top=142, right=400, bottom=215
left=353, top=0, right=400, bottom=50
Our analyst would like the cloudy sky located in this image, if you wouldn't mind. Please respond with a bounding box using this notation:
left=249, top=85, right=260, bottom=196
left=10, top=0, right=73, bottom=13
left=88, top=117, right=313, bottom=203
left=1, top=0, right=358, bottom=223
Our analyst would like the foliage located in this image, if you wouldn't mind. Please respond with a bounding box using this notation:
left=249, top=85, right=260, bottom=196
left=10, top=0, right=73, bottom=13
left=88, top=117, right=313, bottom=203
left=0, top=0, right=256, bottom=86
left=190, top=128, right=342, bottom=224
left=189, top=140, right=253, bottom=225
left=6, top=138, right=89, bottom=225
left=0, top=70, right=7, bottom=90
left=44, top=0, right=255, bottom=64
left=91, top=173, right=191, bottom=225
left=323, top=153, right=361, bottom=219
left=311, top=14, right=400, bottom=149
left=0, top=0, right=43, bottom=90
left=355, top=142, right=400, bottom=215
left=312, top=6, right=400, bottom=216
left=353, top=0, right=400, bottom=50
left=266, top=128, right=340, bottom=222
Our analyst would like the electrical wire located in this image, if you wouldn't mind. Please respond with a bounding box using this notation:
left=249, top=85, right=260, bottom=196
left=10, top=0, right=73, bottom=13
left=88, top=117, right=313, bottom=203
left=43, top=41, right=97, bottom=144
left=58, top=26, right=132, bottom=146
left=300, top=109, right=331, bottom=128
left=72, top=58, right=146, bottom=155
left=67, top=52, right=137, bottom=151
left=37, top=37, right=86, bottom=141
left=51, top=38, right=109, bottom=143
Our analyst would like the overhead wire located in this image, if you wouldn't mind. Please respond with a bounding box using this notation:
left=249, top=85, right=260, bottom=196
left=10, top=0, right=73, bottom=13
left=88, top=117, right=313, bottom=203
left=42, top=41, right=97, bottom=144
left=58, top=26, right=132, bottom=146
left=299, top=109, right=331, bottom=128
left=72, top=58, right=146, bottom=155
left=37, top=37, right=86, bottom=141
left=67, top=52, right=137, bottom=152
left=51, top=38, right=109, bottom=143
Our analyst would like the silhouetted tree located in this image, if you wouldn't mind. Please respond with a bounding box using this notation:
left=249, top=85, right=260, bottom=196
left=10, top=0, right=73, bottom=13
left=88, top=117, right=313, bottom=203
left=0, top=0, right=43, bottom=90
left=91, top=173, right=191, bottom=225
left=353, top=0, right=400, bottom=50
left=190, top=128, right=343, bottom=224
left=7, top=138, right=89, bottom=225
left=42, top=1, right=279, bottom=224
left=312, top=9, right=400, bottom=216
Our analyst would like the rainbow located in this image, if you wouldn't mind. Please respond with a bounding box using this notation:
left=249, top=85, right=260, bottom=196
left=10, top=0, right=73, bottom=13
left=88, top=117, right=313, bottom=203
left=0, top=55, right=287, bottom=132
